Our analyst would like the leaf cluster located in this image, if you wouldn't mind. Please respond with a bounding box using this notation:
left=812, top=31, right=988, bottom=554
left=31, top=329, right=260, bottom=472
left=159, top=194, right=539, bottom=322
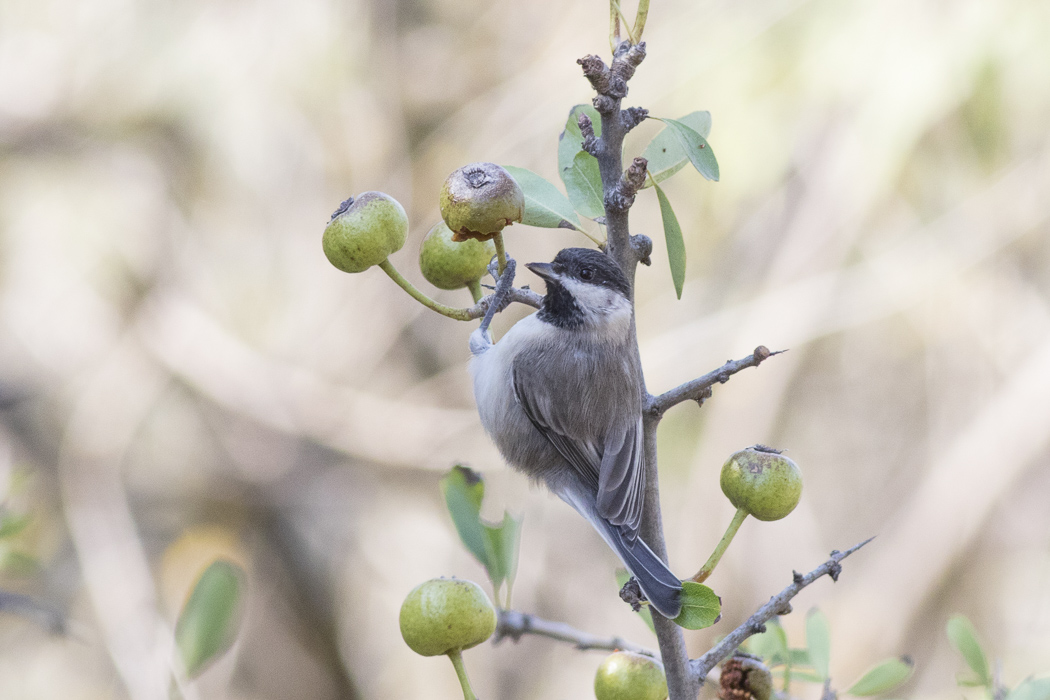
left=504, top=106, right=719, bottom=298
left=441, top=465, right=523, bottom=609
left=948, top=615, right=1050, bottom=700
left=746, top=610, right=914, bottom=697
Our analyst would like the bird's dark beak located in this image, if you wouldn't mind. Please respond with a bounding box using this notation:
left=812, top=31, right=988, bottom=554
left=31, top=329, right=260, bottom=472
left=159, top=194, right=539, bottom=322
left=525, top=262, right=558, bottom=282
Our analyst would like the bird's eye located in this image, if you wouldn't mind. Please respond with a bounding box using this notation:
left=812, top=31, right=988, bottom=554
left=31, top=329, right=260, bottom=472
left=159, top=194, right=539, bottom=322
left=580, top=267, right=593, bottom=281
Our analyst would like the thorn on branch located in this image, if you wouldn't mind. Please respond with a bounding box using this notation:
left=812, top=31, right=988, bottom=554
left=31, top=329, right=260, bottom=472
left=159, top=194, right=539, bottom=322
left=648, top=346, right=786, bottom=418
left=691, top=538, right=875, bottom=684
left=622, top=106, right=649, bottom=132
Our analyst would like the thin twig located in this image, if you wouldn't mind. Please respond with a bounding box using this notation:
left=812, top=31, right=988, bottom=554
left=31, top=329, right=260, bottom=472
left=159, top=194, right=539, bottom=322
left=647, top=346, right=785, bottom=418
left=495, top=609, right=658, bottom=658
left=691, top=538, right=875, bottom=683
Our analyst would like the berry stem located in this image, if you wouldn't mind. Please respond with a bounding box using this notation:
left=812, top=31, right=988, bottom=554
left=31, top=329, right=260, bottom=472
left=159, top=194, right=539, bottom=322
left=492, top=232, right=508, bottom=276
left=447, top=649, right=478, bottom=700
left=466, top=279, right=484, bottom=304
left=378, top=259, right=474, bottom=321
left=689, top=507, right=749, bottom=583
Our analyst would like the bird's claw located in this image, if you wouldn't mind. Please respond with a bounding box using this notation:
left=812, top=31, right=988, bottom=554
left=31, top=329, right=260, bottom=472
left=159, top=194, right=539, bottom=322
left=478, top=256, right=516, bottom=335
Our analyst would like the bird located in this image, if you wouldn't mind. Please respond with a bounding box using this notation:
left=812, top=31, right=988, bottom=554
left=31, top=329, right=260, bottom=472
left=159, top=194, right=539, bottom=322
left=468, top=247, right=682, bottom=618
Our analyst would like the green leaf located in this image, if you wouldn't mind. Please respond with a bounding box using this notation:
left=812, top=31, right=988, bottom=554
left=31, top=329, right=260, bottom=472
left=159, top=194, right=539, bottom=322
left=481, top=512, right=522, bottom=596
left=652, top=180, right=686, bottom=299
left=846, top=657, right=915, bottom=696
left=806, top=608, right=832, bottom=680
left=440, top=466, right=490, bottom=569
left=616, top=569, right=656, bottom=635
left=0, top=513, right=30, bottom=540
left=501, top=166, right=581, bottom=231
left=0, top=549, right=38, bottom=575
left=748, top=618, right=789, bottom=665
left=557, top=104, right=602, bottom=176
left=947, top=615, right=991, bottom=686
left=773, top=669, right=826, bottom=683
left=175, top=559, right=245, bottom=678
left=673, top=581, right=721, bottom=630
left=789, top=648, right=813, bottom=667
left=652, top=117, right=719, bottom=181
left=557, top=105, right=605, bottom=220
left=1007, top=678, right=1050, bottom=700
left=641, top=111, right=712, bottom=187
left=562, top=150, right=605, bottom=219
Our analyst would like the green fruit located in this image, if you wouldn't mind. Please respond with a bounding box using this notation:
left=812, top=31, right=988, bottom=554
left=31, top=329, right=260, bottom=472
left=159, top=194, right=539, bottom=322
left=720, top=446, right=803, bottom=522
left=399, top=578, right=496, bottom=657
left=419, top=222, right=496, bottom=290
left=440, top=162, right=524, bottom=241
left=594, top=651, right=668, bottom=700
left=322, top=192, right=408, bottom=273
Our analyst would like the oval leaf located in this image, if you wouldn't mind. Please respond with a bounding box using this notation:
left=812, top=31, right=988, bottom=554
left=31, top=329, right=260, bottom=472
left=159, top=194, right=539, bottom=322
left=562, top=150, right=605, bottom=219
left=501, top=166, right=581, bottom=230
left=652, top=181, right=686, bottom=299
left=747, top=617, right=789, bottom=665
left=653, top=117, right=719, bottom=181
left=176, top=559, right=246, bottom=678
left=557, top=104, right=602, bottom=176
left=481, top=511, right=522, bottom=596
left=0, top=513, right=30, bottom=540
left=673, top=581, right=721, bottom=630
left=1006, top=678, right=1050, bottom=700
left=642, top=111, right=712, bottom=187
left=806, top=608, right=832, bottom=680
left=440, top=465, right=489, bottom=569
left=775, top=669, right=826, bottom=683
left=846, top=657, right=915, bottom=696
left=947, top=615, right=991, bottom=685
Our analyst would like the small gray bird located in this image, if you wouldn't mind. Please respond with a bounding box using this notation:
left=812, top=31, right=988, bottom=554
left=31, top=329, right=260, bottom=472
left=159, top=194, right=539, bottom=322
left=469, top=247, right=682, bottom=618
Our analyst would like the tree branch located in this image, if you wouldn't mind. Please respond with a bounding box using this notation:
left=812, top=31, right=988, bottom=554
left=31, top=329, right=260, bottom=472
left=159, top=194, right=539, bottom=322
left=494, top=609, right=657, bottom=658
left=690, top=538, right=875, bottom=683
left=646, top=346, right=784, bottom=418
left=465, top=286, right=543, bottom=318
left=579, top=37, right=697, bottom=699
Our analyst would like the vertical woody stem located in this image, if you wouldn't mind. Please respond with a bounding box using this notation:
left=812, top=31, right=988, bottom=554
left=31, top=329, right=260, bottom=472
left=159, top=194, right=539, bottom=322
left=586, top=43, right=695, bottom=700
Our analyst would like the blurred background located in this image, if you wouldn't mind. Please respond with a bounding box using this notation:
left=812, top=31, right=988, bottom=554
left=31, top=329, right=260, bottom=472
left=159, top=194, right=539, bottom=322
left=1, top=0, right=1049, bottom=697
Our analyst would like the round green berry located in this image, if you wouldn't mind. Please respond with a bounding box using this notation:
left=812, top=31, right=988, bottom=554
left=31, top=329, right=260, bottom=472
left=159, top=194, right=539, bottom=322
left=720, top=446, right=803, bottom=522
left=419, top=221, right=496, bottom=290
left=322, top=191, right=408, bottom=273
left=399, top=578, right=496, bottom=657
left=594, top=651, right=668, bottom=700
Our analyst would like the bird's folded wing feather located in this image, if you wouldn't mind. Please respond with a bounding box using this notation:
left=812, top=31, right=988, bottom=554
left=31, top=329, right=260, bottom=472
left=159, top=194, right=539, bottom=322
left=511, top=361, right=645, bottom=541
left=596, top=418, right=645, bottom=541
left=512, top=363, right=601, bottom=491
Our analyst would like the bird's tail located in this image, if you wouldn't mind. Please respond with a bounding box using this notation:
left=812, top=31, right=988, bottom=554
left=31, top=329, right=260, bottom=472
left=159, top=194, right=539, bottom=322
left=599, top=519, right=683, bottom=619
left=556, top=485, right=683, bottom=618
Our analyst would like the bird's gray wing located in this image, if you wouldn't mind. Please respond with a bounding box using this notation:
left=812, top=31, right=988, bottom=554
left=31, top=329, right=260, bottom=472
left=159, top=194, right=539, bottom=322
left=511, top=357, right=645, bottom=542
left=511, top=362, right=601, bottom=492
left=596, top=416, right=645, bottom=542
